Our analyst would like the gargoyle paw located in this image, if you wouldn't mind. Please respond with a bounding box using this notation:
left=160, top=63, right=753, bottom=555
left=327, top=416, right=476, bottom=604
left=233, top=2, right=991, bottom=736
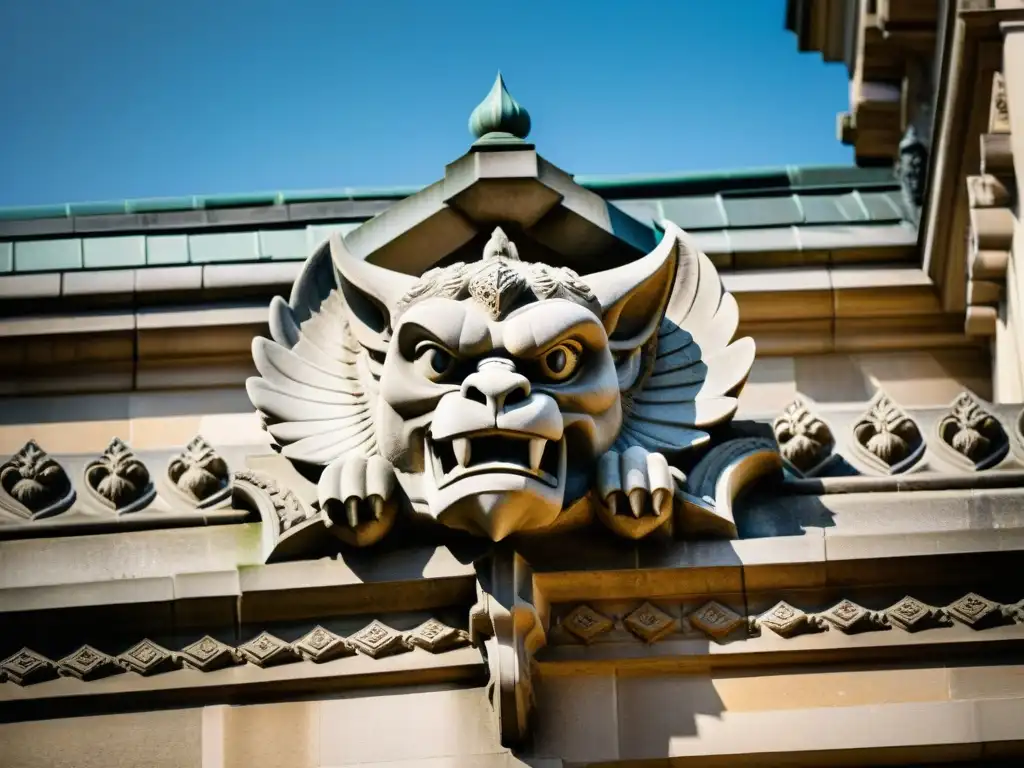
left=317, top=455, right=398, bottom=546
left=595, top=446, right=674, bottom=539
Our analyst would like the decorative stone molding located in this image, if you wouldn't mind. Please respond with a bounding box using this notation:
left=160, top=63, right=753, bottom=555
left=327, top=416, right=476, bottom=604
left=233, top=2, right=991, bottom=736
left=934, top=391, right=1010, bottom=470
left=965, top=70, right=1016, bottom=337
left=772, top=396, right=836, bottom=476
left=84, top=438, right=155, bottom=514
left=0, top=616, right=470, bottom=686
left=549, top=593, right=1024, bottom=649
left=0, top=440, right=75, bottom=520
left=850, top=390, right=925, bottom=474
left=166, top=435, right=231, bottom=506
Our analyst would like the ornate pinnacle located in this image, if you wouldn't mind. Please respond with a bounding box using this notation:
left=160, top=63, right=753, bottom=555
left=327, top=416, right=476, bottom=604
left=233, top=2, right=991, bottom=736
left=468, top=72, right=531, bottom=144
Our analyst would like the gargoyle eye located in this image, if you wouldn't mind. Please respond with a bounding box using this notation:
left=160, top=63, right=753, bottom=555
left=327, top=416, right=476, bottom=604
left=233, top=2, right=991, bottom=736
left=539, top=341, right=581, bottom=382
left=414, top=343, right=456, bottom=381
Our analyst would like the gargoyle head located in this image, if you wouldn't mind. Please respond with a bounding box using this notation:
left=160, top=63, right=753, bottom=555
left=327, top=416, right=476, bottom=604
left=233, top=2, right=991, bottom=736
left=332, top=227, right=676, bottom=540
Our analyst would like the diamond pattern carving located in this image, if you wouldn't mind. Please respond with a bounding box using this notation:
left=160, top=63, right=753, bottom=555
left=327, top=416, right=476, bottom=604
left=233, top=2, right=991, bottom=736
left=947, top=593, right=999, bottom=627
left=822, top=599, right=870, bottom=632
left=562, top=605, right=615, bottom=643
left=885, top=596, right=932, bottom=632
left=624, top=601, right=676, bottom=643
left=1, top=647, right=57, bottom=685
left=118, top=639, right=178, bottom=676
left=758, top=601, right=809, bottom=638
left=57, top=645, right=120, bottom=681
left=405, top=619, right=469, bottom=652
left=238, top=632, right=298, bottom=668
left=293, top=626, right=352, bottom=663
left=180, top=635, right=239, bottom=671
left=689, top=601, right=743, bottom=640
left=348, top=620, right=407, bottom=658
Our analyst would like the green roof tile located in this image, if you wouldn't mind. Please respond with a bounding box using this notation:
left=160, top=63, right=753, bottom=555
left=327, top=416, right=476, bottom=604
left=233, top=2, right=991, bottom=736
left=188, top=232, right=260, bottom=263
left=83, top=236, right=146, bottom=268
left=14, top=239, right=82, bottom=272
left=146, top=235, right=189, bottom=265
left=259, top=229, right=309, bottom=261
left=721, top=195, right=802, bottom=228
left=857, top=191, right=905, bottom=221
left=0, top=242, right=12, bottom=273
left=609, top=199, right=661, bottom=227
left=660, top=196, right=727, bottom=230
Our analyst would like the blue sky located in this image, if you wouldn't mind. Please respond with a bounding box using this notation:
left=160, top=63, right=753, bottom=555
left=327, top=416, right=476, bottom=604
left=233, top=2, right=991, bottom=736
left=0, top=0, right=852, bottom=207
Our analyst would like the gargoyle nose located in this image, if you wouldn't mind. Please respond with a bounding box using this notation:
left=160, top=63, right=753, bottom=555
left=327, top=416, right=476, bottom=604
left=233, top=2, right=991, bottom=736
left=461, top=358, right=531, bottom=416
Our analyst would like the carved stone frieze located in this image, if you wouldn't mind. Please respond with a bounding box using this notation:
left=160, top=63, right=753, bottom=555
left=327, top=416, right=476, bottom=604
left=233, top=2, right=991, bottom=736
left=0, top=616, right=471, bottom=686
left=772, top=396, right=835, bottom=476
left=0, top=440, right=75, bottom=520
left=935, top=392, right=1009, bottom=470
left=84, top=438, right=155, bottom=513
left=551, top=593, right=1024, bottom=648
left=167, top=435, right=231, bottom=506
left=851, top=391, right=924, bottom=474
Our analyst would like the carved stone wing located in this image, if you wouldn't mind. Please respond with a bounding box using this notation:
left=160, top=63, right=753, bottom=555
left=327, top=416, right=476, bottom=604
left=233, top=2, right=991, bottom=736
left=246, top=242, right=378, bottom=465
left=614, top=222, right=755, bottom=456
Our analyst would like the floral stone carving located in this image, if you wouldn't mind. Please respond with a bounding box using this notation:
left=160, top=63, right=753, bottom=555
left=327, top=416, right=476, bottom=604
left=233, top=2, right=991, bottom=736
left=772, top=396, right=835, bottom=476
left=935, top=392, right=1009, bottom=470
left=0, top=440, right=76, bottom=519
left=167, top=435, right=231, bottom=505
left=246, top=222, right=774, bottom=549
left=84, top=438, right=155, bottom=513
left=851, top=391, right=924, bottom=474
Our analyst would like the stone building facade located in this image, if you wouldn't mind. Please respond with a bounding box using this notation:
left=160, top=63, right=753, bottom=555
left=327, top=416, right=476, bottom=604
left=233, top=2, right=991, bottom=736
left=2, top=3, right=1024, bottom=766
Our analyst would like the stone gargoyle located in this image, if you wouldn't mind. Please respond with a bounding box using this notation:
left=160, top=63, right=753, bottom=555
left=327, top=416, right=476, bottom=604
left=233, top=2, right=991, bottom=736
left=246, top=223, right=778, bottom=548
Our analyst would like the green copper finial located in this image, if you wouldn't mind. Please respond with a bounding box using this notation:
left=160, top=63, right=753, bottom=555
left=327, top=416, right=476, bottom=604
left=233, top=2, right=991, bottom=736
left=469, top=72, right=531, bottom=145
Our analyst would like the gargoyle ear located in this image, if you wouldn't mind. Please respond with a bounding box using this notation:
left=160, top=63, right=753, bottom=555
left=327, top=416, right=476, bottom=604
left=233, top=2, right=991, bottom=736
left=329, top=233, right=418, bottom=352
left=582, top=225, right=678, bottom=350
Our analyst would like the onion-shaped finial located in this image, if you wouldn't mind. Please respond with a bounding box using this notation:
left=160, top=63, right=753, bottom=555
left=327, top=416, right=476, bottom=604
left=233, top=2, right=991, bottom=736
left=468, top=72, right=531, bottom=143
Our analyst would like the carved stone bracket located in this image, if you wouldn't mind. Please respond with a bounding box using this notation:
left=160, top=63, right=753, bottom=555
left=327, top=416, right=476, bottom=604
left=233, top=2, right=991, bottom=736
left=232, top=467, right=319, bottom=562
left=934, top=391, right=1010, bottom=470
left=851, top=390, right=925, bottom=474
left=0, top=440, right=75, bottom=520
left=166, top=436, right=231, bottom=507
left=965, top=71, right=1016, bottom=336
left=84, top=438, right=155, bottom=514
left=470, top=550, right=547, bottom=748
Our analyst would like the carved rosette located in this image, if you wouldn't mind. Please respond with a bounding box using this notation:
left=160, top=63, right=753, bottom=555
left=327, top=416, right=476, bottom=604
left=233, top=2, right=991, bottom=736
left=0, top=440, right=75, bottom=520
left=851, top=391, right=924, bottom=474
left=84, top=438, right=155, bottom=514
left=166, top=435, right=231, bottom=506
left=934, top=392, right=1009, bottom=470
left=772, top=396, right=835, bottom=476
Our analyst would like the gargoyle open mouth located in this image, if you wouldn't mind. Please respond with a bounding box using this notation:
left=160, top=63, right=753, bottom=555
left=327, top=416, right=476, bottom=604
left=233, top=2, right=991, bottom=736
left=428, top=432, right=563, bottom=488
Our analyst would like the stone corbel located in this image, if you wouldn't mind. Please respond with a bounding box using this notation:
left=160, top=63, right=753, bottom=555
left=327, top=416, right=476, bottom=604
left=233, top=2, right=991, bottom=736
left=470, top=550, right=547, bottom=748
left=966, top=72, right=1016, bottom=336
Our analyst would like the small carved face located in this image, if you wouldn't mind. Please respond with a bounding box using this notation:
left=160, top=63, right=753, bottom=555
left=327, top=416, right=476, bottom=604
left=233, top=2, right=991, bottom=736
left=376, top=295, right=623, bottom=539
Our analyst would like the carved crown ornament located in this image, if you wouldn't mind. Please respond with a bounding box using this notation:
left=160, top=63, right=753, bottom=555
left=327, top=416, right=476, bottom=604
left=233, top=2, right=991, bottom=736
left=0, top=435, right=236, bottom=527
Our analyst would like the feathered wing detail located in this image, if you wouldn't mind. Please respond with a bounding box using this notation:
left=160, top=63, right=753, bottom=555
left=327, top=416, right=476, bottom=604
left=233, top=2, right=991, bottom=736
left=246, top=242, right=379, bottom=466
left=614, top=223, right=755, bottom=456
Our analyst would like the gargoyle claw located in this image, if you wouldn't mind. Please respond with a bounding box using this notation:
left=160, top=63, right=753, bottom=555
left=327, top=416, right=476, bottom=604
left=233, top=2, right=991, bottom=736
left=596, top=446, right=675, bottom=539
left=317, top=455, right=398, bottom=546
